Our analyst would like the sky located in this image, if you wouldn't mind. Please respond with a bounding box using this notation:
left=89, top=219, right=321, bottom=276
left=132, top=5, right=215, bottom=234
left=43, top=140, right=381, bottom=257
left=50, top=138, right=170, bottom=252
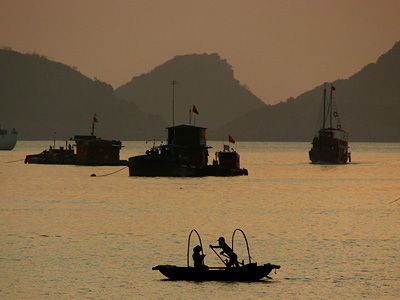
left=1, top=0, right=399, bottom=105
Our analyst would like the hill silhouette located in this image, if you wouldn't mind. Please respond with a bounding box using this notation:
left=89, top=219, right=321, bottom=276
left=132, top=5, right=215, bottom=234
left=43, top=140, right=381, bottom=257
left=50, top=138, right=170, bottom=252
left=115, top=53, right=265, bottom=129
left=1, top=43, right=399, bottom=142
left=211, top=42, right=400, bottom=142
left=0, top=49, right=166, bottom=140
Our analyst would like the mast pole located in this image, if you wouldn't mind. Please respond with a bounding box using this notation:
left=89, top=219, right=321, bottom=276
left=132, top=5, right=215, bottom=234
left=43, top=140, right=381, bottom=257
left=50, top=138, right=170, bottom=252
left=172, top=80, right=177, bottom=127
left=329, top=84, right=333, bottom=128
left=323, top=83, right=326, bottom=130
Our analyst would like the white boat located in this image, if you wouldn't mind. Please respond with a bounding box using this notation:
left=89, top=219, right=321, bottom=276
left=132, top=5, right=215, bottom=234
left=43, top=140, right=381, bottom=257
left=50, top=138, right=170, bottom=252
left=0, top=127, right=18, bottom=150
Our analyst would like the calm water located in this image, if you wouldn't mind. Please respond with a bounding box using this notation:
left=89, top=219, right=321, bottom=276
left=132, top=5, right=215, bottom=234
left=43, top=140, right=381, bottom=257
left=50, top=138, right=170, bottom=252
left=1, top=141, right=399, bottom=299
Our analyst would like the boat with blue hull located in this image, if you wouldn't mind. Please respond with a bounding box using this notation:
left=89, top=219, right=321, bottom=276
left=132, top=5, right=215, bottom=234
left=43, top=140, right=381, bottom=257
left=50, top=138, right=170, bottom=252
left=0, top=127, right=18, bottom=150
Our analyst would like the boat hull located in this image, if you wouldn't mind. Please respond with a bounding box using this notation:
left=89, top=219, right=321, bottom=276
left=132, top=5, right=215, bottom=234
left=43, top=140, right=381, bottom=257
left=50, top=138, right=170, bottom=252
left=128, top=155, right=248, bottom=177
left=309, top=147, right=349, bottom=164
left=152, top=263, right=280, bottom=281
left=25, top=151, right=128, bottom=166
left=129, top=155, right=201, bottom=177
left=0, top=131, right=18, bottom=150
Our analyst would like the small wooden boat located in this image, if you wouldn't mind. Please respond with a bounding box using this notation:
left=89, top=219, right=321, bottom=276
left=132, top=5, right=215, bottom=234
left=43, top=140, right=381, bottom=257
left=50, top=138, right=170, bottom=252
left=153, top=263, right=280, bottom=281
left=153, top=229, right=280, bottom=281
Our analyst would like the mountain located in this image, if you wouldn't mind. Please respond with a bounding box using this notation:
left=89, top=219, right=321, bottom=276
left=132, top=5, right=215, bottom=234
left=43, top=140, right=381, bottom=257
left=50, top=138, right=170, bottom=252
left=115, top=53, right=265, bottom=129
left=212, top=42, right=400, bottom=142
left=0, top=48, right=166, bottom=140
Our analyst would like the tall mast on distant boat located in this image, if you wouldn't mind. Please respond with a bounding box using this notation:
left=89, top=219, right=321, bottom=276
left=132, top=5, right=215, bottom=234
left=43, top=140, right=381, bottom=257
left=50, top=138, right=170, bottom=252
left=323, top=83, right=327, bottom=130
left=172, top=80, right=177, bottom=127
left=329, top=84, right=334, bottom=128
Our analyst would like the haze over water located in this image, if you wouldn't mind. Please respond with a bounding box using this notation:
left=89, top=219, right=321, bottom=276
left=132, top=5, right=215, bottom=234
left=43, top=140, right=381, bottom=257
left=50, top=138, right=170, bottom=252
left=1, top=141, right=399, bottom=299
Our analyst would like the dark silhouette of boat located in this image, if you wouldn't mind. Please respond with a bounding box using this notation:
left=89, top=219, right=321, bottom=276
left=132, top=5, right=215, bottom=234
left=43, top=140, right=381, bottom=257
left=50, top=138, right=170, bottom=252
left=309, top=83, right=351, bottom=164
left=25, top=116, right=128, bottom=166
left=153, top=229, right=280, bottom=281
left=128, top=124, right=248, bottom=176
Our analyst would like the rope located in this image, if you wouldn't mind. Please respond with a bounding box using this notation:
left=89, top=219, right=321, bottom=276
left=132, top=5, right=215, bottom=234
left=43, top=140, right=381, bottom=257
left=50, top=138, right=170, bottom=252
left=91, top=166, right=128, bottom=177
left=388, top=197, right=400, bottom=204
left=5, top=158, right=25, bottom=163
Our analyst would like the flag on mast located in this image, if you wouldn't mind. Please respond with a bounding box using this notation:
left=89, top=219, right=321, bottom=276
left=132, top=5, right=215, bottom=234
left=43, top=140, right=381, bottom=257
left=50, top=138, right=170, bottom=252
left=193, top=105, right=199, bottom=115
left=93, top=115, right=98, bottom=123
left=229, top=135, right=235, bottom=144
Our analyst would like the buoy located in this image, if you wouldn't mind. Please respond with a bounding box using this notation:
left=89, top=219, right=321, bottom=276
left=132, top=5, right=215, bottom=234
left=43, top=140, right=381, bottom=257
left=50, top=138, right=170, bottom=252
left=90, top=173, right=96, bottom=177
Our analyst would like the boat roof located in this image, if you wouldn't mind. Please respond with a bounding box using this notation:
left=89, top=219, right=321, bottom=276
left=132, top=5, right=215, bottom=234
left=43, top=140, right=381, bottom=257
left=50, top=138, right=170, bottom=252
left=166, top=124, right=207, bottom=130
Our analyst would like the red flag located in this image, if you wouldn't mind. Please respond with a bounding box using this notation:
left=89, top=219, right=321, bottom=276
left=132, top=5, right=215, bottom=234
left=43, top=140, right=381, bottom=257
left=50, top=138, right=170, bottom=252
left=193, top=105, right=199, bottom=115
left=332, top=85, right=336, bottom=91
left=229, top=135, right=235, bottom=144
left=93, top=116, right=98, bottom=123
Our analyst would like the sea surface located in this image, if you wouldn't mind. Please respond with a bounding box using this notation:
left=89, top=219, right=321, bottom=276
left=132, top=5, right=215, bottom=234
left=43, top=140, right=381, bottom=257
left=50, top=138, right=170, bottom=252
left=1, top=141, right=399, bottom=299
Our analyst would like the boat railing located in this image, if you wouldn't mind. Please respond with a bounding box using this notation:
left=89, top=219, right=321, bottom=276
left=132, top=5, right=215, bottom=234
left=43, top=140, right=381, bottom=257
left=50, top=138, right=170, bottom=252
left=232, top=229, right=253, bottom=265
left=187, top=229, right=204, bottom=267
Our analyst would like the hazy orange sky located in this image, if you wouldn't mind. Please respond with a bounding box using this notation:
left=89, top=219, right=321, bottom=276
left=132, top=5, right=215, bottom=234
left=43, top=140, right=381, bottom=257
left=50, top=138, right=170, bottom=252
left=1, top=0, right=399, bottom=104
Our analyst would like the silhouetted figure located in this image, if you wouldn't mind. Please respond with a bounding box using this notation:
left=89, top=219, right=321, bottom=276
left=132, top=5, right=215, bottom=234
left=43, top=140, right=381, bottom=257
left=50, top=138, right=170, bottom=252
left=210, top=237, right=239, bottom=268
left=192, top=245, right=206, bottom=268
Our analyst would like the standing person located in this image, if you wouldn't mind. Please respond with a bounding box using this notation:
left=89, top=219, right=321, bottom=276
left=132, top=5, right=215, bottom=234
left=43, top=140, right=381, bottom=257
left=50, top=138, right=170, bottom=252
left=210, top=237, right=239, bottom=268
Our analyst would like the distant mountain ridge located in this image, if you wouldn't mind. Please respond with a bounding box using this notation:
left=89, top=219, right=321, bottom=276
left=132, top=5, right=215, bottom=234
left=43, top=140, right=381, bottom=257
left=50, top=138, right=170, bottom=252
left=115, top=53, right=265, bottom=130
left=211, top=42, right=400, bottom=142
left=0, top=49, right=166, bottom=140
left=1, top=42, right=399, bottom=142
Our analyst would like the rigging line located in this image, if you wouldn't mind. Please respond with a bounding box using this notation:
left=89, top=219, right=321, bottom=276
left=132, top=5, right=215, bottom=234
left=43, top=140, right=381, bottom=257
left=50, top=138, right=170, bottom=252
left=92, top=166, right=128, bottom=177
left=5, top=158, right=24, bottom=163
left=388, top=197, right=400, bottom=204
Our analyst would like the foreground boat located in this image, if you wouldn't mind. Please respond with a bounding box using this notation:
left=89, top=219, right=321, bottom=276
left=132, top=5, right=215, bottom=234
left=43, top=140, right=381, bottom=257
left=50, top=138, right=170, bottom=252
left=153, top=263, right=280, bottom=281
left=0, top=127, right=18, bottom=150
left=129, top=125, right=248, bottom=177
left=309, top=83, right=351, bottom=164
left=153, top=229, right=280, bottom=282
left=25, top=116, right=128, bottom=166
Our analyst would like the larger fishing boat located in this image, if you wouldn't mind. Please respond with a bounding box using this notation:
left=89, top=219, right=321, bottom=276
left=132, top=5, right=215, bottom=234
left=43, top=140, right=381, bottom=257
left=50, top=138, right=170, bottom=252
left=128, top=125, right=248, bottom=176
left=309, top=83, right=351, bottom=164
left=0, top=127, right=18, bottom=150
left=129, top=81, right=248, bottom=176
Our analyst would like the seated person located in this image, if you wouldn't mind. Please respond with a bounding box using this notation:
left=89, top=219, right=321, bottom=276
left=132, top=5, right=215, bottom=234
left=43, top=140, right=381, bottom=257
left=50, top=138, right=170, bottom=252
left=192, top=245, right=207, bottom=268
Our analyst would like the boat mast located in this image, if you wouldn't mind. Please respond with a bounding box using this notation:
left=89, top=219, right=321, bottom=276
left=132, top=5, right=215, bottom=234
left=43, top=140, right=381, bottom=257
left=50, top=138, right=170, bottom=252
left=172, top=80, right=177, bottom=127
left=329, top=84, right=333, bottom=128
left=323, top=83, right=327, bottom=130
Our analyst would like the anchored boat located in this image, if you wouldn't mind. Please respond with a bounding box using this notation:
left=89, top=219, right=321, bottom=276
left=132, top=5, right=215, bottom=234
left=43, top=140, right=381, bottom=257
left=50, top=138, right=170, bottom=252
left=25, top=116, right=127, bottom=166
left=153, top=229, right=280, bottom=281
left=128, top=125, right=248, bottom=177
left=0, top=127, right=18, bottom=150
left=309, top=83, right=351, bottom=164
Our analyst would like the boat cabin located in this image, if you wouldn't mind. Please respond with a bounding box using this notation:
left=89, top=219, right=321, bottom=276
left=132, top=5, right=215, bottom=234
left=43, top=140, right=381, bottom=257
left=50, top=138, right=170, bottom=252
left=166, top=125, right=209, bottom=168
left=74, top=135, right=123, bottom=163
left=216, top=151, right=241, bottom=170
